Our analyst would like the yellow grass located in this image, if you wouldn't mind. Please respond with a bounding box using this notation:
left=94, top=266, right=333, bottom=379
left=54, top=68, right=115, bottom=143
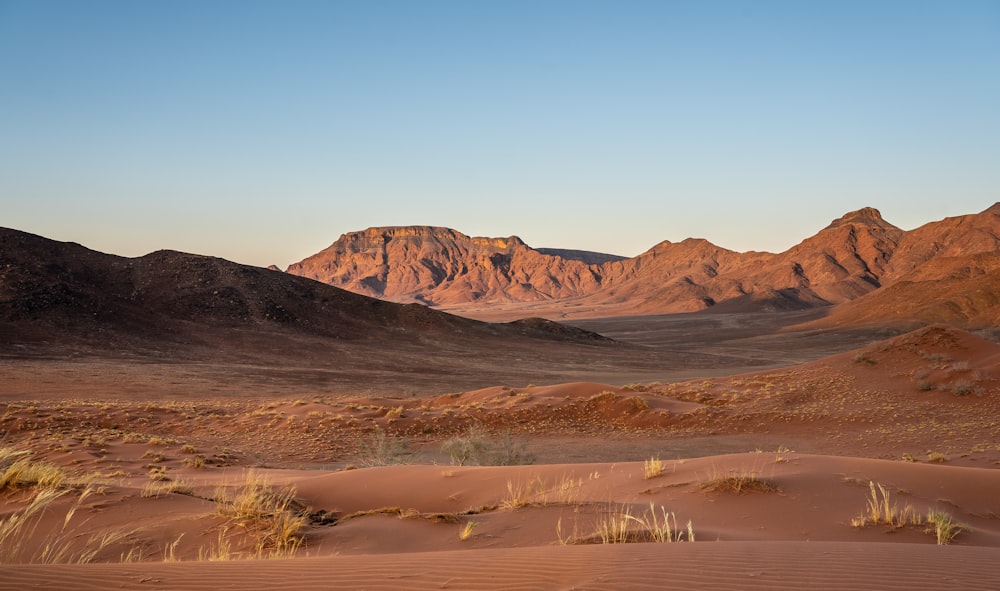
left=643, top=456, right=666, bottom=479
left=0, top=485, right=132, bottom=564
left=214, top=471, right=308, bottom=558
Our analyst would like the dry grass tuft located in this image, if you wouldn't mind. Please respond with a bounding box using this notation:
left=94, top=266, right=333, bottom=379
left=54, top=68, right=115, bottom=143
left=214, top=471, right=308, bottom=558
left=558, top=502, right=694, bottom=545
left=501, top=478, right=544, bottom=509
left=0, top=448, right=67, bottom=491
left=643, top=456, right=666, bottom=480
left=458, top=521, right=478, bottom=541
left=0, top=485, right=132, bottom=564
left=925, top=509, right=966, bottom=545
left=851, top=481, right=918, bottom=529
left=700, top=468, right=776, bottom=494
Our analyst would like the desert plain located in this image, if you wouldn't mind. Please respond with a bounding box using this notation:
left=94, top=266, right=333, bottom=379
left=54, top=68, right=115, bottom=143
left=3, top=206, right=1000, bottom=590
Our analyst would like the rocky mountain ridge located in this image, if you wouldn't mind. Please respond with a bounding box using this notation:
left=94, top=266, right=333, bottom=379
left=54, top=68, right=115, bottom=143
left=287, top=204, right=1000, bottom=321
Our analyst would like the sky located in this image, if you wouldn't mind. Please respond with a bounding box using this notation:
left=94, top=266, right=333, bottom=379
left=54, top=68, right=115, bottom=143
left=1, top=1, right=998, bottom=268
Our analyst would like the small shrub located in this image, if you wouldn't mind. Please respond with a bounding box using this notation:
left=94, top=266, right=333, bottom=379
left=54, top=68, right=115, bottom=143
left=916, top=380, right=934, bottom=391
left=357, top=428, right=411, bottom=467
left=952, top=382, right=974, bottom=396
left=853, top=352, right=877, bottom=365
left=442, top=427, right=534, bottom=466
left=441, top=427, right=490, bottom=466
left=487, top=429, right=535, bottom=466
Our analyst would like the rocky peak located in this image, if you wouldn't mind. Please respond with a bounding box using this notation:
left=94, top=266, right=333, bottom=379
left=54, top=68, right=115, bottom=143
left=825, top=207, right=892, bottom=229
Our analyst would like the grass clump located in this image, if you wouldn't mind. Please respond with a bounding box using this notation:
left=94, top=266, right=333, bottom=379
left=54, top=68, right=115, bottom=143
left=501, top=478, right=544, bottom=509
left=558, top=503, right=694, bottom=545
left=214, top=471, right=308, bottom=558
left=643, top=456, right=666, bottom=480
left=458, top=521, right=478, bottom=541
left=701, top=468, right=776, bottom=494
left=0, top=454, right=66, bottom=491
left=851, top=481, right=918, bottom=529
left=925, top=509, right=966, bottom=545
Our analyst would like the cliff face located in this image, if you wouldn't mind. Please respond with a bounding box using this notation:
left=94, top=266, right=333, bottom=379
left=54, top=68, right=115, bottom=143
left=286, top=205, right=1000, bottom=321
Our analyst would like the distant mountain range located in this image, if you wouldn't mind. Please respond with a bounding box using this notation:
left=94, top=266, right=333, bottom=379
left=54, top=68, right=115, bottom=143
left=286, top=204, right=1000, bottom=326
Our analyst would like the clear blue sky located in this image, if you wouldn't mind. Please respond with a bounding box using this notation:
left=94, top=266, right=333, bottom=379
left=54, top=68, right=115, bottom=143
left=2, top=0, right=998, bottom=267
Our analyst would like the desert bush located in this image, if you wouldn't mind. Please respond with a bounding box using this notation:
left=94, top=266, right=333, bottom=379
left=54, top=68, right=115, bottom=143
left=487, top=429, right=535, bottom=466
left=442, top=427, right=534, bottom=466
left=952, top=382, right=975, bottom=396
left=357, top=427, right=411, bottom=467
left=853, top=352, right=877, bottom=365
left=441, top=426, right=490, bottom=466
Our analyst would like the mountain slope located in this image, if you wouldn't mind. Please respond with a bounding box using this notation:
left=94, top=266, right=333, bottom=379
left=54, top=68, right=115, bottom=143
left=0, top=227, right=617, bottom=362
left=289, top=205, right=994, bottom=320
left=802, top=252, right=1000, bottom=330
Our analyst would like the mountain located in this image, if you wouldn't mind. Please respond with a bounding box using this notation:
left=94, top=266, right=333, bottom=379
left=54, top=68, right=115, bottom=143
left=290, top=205, right=999, bottom=322
left=0, top=227, right=619, bottom=368
left=285, top=226, right=606, bottom=306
